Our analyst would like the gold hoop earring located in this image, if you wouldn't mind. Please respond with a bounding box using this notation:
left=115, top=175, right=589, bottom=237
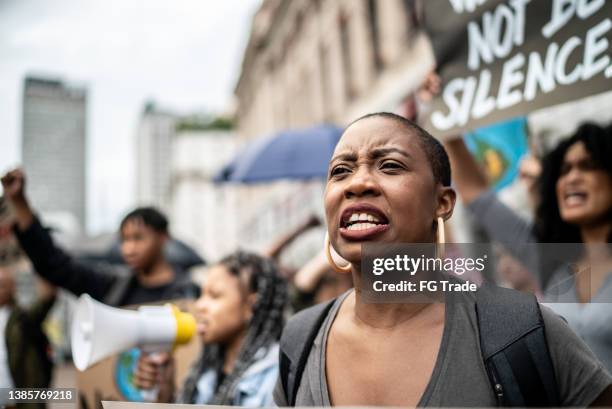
left=436, top=216, right=445, bottom=259
left=324, top=233, right=352, bottom=274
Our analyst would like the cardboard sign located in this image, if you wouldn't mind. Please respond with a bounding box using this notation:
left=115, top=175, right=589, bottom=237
left=77, top=300, right=201, bottom=409
left=102, top=402, right=227, bottom=409
left=421, top=0, right=612, bottom=137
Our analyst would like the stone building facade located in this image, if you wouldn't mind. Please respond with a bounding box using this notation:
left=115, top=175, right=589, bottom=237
left=235, top=0, right=434, bottom=139
left=229, top=0, right=434, bottom=254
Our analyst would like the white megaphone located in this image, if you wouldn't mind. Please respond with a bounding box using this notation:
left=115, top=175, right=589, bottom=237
left=71, top=294, right=196, bottom=399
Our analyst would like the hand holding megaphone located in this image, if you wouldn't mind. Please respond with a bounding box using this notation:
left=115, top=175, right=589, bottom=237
left=133, top=351, right=175, bottom=402
left=71, top=294, right=196, bottom=401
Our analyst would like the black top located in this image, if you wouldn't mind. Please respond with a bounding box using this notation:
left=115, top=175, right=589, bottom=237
left=14, top=216, right=199, bottom=306
left=119, top=278, right=191, bottom=306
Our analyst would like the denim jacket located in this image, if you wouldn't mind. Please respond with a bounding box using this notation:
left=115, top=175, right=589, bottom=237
left=193, top=343, right=279, bottom=407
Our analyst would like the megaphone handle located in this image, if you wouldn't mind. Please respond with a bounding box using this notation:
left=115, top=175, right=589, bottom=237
left=139, top=350, right=168, bottom=402
left=140, top=386, right=160, bottom=402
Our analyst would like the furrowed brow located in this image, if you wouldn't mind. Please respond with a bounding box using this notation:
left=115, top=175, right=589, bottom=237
left=369, top=147, right=412, bottom=160
left=330, top=151, right=358, bottom=164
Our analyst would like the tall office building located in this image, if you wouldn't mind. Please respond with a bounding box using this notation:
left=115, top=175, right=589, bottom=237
left=22, top=76, right=87, bottom=235
left=135, top=102, right=176, bottom=212
left=170, top=129, right=238, bottom=261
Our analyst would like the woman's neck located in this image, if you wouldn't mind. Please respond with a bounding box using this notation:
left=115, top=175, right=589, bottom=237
left=581, top=222, right=611, bottom=244
left=350, top=269, right=441, bottom=329
left=222, top=328, right=248, bottom=374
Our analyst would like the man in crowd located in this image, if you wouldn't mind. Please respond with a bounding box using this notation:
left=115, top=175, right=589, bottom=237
left=1, top=169, right=198, bottom=307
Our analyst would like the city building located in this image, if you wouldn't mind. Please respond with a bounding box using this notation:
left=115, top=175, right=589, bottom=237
left=231, top=0, right=612, bottom=254
left=235, top=0, right=432, bottom=139
left=22, top=76, right=88, bottom=235
left=170, top=128, right=239, bottom=262
left=230, top=0, right=433, bottom=253
left=135, top=102, right=176, bottom=213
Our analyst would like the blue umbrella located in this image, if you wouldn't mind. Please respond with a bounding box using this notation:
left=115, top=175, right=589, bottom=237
left=226, top=124, right=343, bottom=183
left=213, top=155, right=238, bottom=183
left=212, top=140, right=256, bottom=183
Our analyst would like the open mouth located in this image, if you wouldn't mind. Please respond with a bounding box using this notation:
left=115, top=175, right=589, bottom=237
left=196, top=320, right=208, bottom=334
left=339, top=204, right=390, bottom=239
left=344, top=212, right=386, bottom=230
left=563, top=190, right=588, bottom=207
left=124, top=257, right=139, bottom=265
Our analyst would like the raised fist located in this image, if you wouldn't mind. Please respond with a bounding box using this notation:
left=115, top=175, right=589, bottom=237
left=1, top=169, right=26, bottom=204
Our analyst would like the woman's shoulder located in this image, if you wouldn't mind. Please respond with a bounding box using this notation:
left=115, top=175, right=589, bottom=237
left=543, top=265, right=577, bottom=302
left=284, top=291, right=349, bottom=332
left=540, top=304, right=612, bottom=406
left=235, top=343, right=281, bottom=406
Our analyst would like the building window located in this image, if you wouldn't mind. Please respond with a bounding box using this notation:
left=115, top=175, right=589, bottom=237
left=319, top=43, right=331, bottom=120
left=402, top=0, right=420, bottom=39
left=367, top=0, right=383, bottom=72
left=339, top=15, right=355, bottom=102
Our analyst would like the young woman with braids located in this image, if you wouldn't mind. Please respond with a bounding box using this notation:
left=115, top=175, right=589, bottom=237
left=133, top=250, right=288, bottom=406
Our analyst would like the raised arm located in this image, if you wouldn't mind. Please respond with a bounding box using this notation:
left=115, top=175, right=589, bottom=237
left=444, top=137, right=490, bottom=205
left=444, top=139, right=541, bottom=283
left=263, top=214, right=321, bottom=260
left=293, top=250, right=330, bottom=294
left=2, top=169, right=117, bottom=301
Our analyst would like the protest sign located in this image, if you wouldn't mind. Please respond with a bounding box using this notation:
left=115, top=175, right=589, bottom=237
left=421, top=0, right=612, bottom=137
left=102, top=402, right=222, bottom=409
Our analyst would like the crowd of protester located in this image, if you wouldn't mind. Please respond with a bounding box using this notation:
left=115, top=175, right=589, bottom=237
left=1, top=115, right=611, bottom=407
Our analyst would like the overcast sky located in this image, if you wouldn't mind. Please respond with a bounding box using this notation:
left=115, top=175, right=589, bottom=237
left=0, top=0, right=261, bottom=234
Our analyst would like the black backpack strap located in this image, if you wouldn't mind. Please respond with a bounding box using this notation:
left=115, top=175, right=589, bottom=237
left=280, top=299, right=336, bottom=406
left=476, top=283, right=560, bottom=407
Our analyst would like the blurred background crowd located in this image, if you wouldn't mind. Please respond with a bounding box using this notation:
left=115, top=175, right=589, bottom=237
left=0, top=0, right=610, bottom=408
